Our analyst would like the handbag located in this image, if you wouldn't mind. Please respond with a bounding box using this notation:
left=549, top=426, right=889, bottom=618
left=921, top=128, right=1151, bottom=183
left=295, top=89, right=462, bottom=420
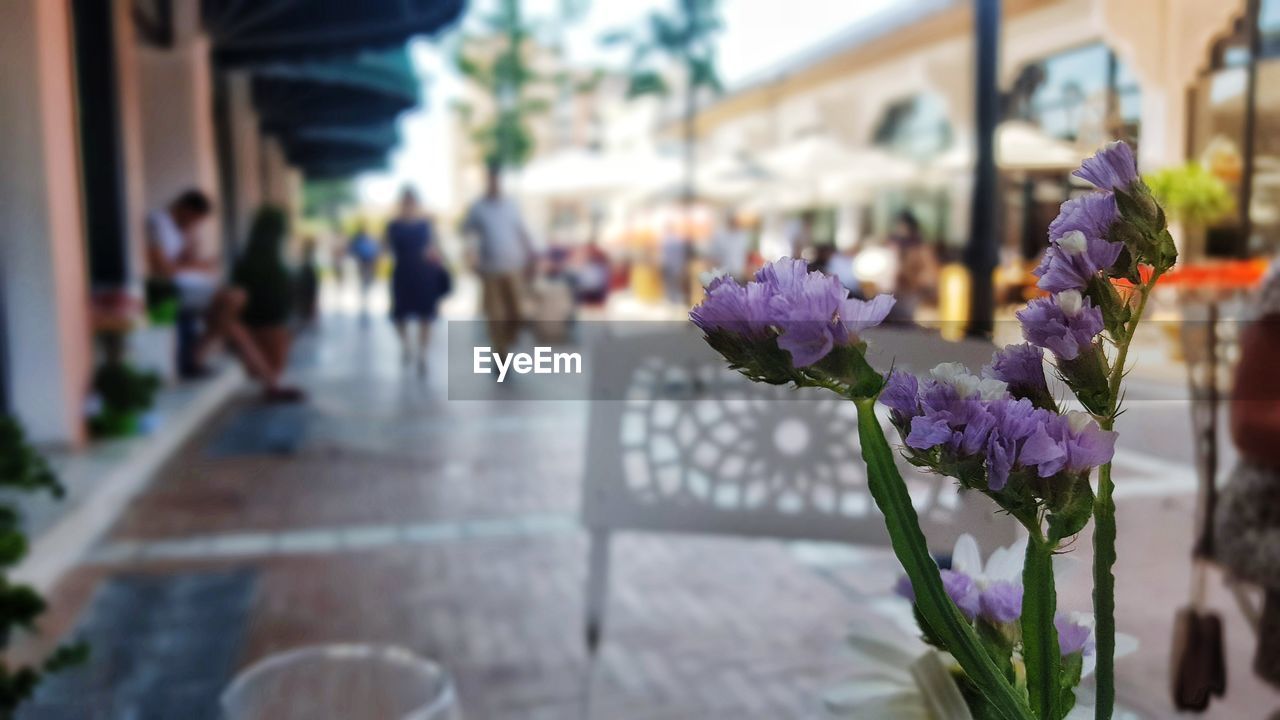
left=1171, top=562, right=1227, bottom=711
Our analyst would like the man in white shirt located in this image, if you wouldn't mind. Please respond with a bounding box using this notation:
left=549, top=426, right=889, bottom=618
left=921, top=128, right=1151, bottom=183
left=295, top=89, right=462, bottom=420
left=463, top=165, right=535, bottom=356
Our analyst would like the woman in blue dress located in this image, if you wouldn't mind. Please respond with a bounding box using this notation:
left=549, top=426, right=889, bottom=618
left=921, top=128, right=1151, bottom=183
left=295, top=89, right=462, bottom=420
left=387, top=188, right=449, bottom=372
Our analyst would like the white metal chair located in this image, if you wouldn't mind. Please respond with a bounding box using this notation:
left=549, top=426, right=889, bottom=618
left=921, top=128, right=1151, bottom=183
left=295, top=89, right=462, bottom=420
left=580, top=324, right=1018, bottom=653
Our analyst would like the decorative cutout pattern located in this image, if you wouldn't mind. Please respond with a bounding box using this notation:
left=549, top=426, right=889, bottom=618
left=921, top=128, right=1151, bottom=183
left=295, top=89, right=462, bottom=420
left=584, top=330, right=1008, bottom=550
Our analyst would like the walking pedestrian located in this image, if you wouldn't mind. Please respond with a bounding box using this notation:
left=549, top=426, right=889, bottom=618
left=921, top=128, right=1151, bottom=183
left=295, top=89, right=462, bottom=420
left=388, top=188, right=449, bottom=374
left=347, top=222, right=380, bottom=320
left=463, top=164, right=534, bottom=357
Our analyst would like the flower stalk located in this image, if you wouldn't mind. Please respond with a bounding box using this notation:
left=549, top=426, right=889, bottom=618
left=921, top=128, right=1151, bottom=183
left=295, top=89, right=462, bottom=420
left=855, top=398, right=1035, bottom=720
left=1091, top=267, right=1163, bottom=720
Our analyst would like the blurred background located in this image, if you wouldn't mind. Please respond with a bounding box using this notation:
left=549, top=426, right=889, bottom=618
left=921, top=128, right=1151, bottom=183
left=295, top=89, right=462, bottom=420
left=1, top=0, right=1279, bottom=717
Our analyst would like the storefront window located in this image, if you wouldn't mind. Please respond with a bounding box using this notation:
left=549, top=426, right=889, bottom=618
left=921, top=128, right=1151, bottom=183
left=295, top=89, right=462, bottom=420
left=871, top=94, right=952, bottom=161
left=1006, top=43, right=1141, bottom=147
left=1190, top=5, right=1280, bottom=257
left=1262, top=0, right=1280, bottom=57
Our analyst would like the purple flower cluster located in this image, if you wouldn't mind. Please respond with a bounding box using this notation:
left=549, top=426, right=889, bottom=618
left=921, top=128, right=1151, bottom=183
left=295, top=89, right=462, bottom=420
left=1035, top=229, right=1124, bottom=294
left=1073, top=141, right=1139, bottom=193
left=1016, top=290, right=1104, bottom=361
left=881, top=364, right=1116, bottom=491
left=1035, top=186, right=1124, bottom=294
left=690, top=258, right=895, bottom=367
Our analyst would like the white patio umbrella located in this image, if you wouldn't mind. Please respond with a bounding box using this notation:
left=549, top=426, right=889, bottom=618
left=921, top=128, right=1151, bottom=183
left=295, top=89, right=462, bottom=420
left=817, top=148, right=919, bottom=202
left=756, top=137, right=921, bottom=210
left=933, top=121, right=1087, bottom=173
left=521, top=149, right=680, bottom=199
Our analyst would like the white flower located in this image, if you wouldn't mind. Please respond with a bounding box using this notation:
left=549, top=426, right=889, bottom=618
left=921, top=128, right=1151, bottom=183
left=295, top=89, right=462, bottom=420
left=1057, top=230, right=1089, bottom=255
left=950, top=533, right=1026, bottom=590
left=699, top=267, right=728, bottom=287
left=1056, top=289, right=1085, bottom=317
left=929, top=363, right=1008, bottom=401
left=1065, top=410, right=1099, bottom=434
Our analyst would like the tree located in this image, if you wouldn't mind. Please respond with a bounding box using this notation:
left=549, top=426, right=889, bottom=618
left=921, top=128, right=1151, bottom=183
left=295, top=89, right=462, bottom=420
left=302, top=178, right=357, bottom=234
left=605, top=0, right=723, bottom=210
left=453, top=0, right=549, bottom=169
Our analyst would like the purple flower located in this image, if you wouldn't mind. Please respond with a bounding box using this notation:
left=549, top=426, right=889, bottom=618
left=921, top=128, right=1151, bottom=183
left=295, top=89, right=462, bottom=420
left=941, top=569, right=980, bottom=619
left=894, top=574, right=916, bottom=603
left=1017, top=290, right=1104, bottom=361
left=907, top=413, right=956, bottom=450
left=1074, top=141, right=1139, bottom=192
left=1018, top=411, right=1117, bottom=478
left=1019, top=421, right=1071, bottom=477
left=1034, top=229, right=1124, bottom=293
left=690, top=258, right=894, bottom=368
left=689, top=279, right=771, bottom=337
left=984, top=397, right=1046, bottom=489
left=1062, top=411, right=1118, bottom=474
left=979, top=581, right=1024, bottom=624
left=880, top=370, right=920, bottom=419
left=768, top=269, right=894, bottom=368
left=898, top=571, right=980, bottom=619
left=754, top=257, right=810, bottom=292
left=1056, top=613, right=1095, bottom=657
left=984, top=344, right=1049, bottom=404
left=1048, top=193, right=1118, bottom=242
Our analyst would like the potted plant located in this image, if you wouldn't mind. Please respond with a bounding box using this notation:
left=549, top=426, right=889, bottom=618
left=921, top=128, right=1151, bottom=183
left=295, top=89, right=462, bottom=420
left=1143, top=162, right=1233, bottom=263
left=87, top=330, right=162, bottom=438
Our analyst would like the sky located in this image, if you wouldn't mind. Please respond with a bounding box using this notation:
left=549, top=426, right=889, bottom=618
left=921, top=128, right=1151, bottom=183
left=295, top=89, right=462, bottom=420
left=357, top=0, right=901, bottom=210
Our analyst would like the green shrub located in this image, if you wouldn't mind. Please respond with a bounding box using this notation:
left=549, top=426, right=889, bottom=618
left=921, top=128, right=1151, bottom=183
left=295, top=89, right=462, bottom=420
left=0, top=416, right=87, bottom=717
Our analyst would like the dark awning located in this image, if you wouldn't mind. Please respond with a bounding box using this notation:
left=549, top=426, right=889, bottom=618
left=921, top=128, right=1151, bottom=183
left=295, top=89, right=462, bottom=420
left=251, top=47, right=419, bottom=132
left=280, top=121, right=401, bottom=176
left=203, top=0, right=464, bottom=66
left=250, top=48, right=417, bottom=179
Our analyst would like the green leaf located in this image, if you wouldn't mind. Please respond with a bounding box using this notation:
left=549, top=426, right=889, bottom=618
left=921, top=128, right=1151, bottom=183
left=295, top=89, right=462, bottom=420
left=1021, top=538, right=1061, bottom=720
left=854, top=399, right=1033, bottom=720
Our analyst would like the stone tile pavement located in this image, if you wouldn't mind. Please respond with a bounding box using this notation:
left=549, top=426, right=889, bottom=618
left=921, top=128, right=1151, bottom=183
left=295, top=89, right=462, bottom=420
left=14, top=311, right=1280, bottom=718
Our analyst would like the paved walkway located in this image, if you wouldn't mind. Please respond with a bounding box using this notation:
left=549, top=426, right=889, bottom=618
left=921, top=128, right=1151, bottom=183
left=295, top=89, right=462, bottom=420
left=15, top=292, right=1280, bottom=718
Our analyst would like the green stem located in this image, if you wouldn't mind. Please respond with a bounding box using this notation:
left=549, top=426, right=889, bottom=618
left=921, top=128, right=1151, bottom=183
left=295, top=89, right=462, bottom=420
left=855, top=399, right=1033, bottom=720
left=1022, top=534, right=1061, bottom=720
left=1092, top=273, right=1161, bottom=720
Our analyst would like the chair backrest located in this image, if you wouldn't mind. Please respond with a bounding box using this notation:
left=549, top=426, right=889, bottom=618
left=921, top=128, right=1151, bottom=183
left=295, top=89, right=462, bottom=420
left=580, top=325, right=1017, bottom=553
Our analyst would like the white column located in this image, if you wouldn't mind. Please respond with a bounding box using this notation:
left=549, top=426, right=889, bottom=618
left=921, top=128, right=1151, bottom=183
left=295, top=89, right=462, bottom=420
left=0, top=0, right=93, bottom=445
left=260, top=135, right=291, bottom=208
left=1096, top=0, right=1246, bottom=169
left=226, top=71, right=263, bottom=242
left=114, top=0, right=150, bottom=289
left=135, top=1, right=221, bottom=258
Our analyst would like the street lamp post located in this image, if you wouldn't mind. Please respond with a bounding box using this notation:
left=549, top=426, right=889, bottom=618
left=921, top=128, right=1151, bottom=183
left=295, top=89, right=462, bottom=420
left=965, top=0, right=1001, bottom=338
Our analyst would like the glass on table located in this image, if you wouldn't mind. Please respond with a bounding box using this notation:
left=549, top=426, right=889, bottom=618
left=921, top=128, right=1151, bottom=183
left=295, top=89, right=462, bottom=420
left=220, top=644, right=460, bottom=720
